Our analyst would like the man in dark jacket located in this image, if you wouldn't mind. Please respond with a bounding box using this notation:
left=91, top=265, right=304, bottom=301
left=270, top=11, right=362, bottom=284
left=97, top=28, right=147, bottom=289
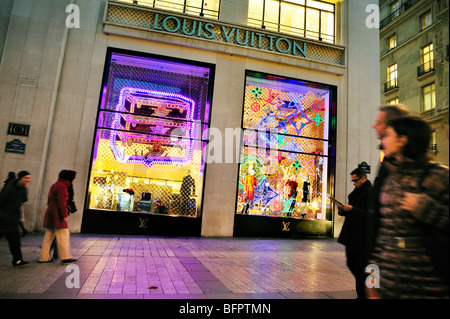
left=338, top=168, right=372, bottom=299
left=0, top=171, right=31, bottom=266
left=366, top=104, right=410, bottom=260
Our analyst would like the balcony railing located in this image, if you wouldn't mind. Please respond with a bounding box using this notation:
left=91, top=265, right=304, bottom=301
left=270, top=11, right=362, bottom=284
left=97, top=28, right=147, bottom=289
left=417, top=60, right=435, bottom=77
left=429, top=144, right=437, bottom=152
left=380, top=0, right=421, bottom=29
left=384, top=78, right=398, bottom=92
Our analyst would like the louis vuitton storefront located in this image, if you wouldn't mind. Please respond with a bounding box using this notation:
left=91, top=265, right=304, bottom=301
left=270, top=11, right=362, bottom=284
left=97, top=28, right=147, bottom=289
left=80, top=49, right=215, bottom=236
left=1, top=0, right=380, bottom=238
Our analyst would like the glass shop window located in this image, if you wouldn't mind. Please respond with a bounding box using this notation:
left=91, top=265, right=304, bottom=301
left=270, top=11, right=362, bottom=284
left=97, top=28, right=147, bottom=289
left=86, top=50, right=214, bottom=218
left=236, top=71, right=336, bottom=221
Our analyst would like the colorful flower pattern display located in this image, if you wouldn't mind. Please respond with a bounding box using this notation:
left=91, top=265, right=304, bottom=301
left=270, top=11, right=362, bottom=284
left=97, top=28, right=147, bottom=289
left=236, top=73, right=334, bottom=220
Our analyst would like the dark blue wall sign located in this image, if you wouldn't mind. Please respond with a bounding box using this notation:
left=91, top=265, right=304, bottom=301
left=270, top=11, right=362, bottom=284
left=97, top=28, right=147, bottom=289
left=5, top=139, right=26, bottom=154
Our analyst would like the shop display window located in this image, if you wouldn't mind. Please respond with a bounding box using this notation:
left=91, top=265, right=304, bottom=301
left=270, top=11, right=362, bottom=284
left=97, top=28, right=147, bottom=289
left=86, top=49, right=214, bottom=218
left=236, top=71, right=336, bottom=220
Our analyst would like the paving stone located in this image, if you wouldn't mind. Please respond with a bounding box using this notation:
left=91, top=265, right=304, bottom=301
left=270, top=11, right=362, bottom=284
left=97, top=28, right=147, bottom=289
left=0, top=234, right=356, bottom=300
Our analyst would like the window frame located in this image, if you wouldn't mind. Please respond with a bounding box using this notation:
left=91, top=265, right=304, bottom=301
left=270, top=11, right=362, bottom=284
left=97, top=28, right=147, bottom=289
left=387, top=33, right=397, bottom=50
left=248, top=0, right=336, bottom=43
left=117, top=0, right=221, bottom=19
left=84, top=47, right=216, bottom=219
left=420, top=43, right=434, bottom=72
left=235, top=69, right=337, bottom=222
left=420, top=10, right=432, bottom=30
left=387, top=97, right=399, bottom=105
left=422, top=82, right=436, bottom=112
left=390, top=1, right=400, bottom=18
left=387, top=63, right=398, bottom=88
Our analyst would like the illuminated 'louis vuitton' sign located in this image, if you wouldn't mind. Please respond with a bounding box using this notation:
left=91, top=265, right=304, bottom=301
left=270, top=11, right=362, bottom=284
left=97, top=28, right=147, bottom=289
left=151, top=13, right=307, bottom=57
left=104, top=1, right=309, bottom=59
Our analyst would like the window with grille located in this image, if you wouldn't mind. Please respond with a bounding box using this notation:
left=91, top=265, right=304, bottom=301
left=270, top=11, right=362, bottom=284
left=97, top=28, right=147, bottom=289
left=86, top=49, right=214, bottom=218
left=248, top=0, right=335, bottom=43
left=385, top=63, right=398, bottom=91
left=420, top=43, right=434, bottom=73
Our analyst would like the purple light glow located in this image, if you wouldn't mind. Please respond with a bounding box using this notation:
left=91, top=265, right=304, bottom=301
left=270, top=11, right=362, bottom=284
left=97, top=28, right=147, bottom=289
left=109, top=87, right=196, bottom=168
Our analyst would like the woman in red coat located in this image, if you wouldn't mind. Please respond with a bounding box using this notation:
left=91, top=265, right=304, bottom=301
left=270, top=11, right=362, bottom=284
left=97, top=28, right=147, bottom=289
left=39, top=170, right=76, bottom=263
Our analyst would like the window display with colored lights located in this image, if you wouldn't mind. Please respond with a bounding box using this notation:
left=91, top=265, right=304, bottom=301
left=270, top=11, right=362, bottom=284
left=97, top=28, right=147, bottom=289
left=86, top=51, right=214, bottom=218
left=237, top=71, right=336, bottom=220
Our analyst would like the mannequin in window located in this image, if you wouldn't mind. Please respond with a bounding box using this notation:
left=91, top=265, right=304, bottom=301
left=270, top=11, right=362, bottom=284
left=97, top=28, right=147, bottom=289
left=180, top=170, right=195, bottom=215
left=242, top=169, right=257, bottom=214
left=284, top=175, right=298, bottom=217
left=301, top=175, right=311, bottom=218
left=302, top=175, right=311, bottom=203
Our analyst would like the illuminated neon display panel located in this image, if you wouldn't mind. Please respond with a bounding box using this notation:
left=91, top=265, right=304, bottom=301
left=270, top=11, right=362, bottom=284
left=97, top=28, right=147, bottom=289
left=236, top=71, right=336, bottom=220
left=86, top=50, right=214, bottom=218
left=110, top=87, right=195, bottom=167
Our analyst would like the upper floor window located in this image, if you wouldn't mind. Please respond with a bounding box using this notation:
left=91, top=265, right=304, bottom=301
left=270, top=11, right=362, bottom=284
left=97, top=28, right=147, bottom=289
left=390, top=1, right=400, bottom=18
left=421, top=10, right=432, bottom=30
left=421, top=43, right=434, bottom=71
left=118, top=0, right=221, bottom=19
left=248, top=0, right=336, bottom=43
left=422, top=83, right=436, bottom=111
left=385, top=63, right=398, bottom=92
left=387, top=97, right=399, bottom=105
left=388, top=34, right=397, bottom=50
left=429, top=131, right=437, bottom=152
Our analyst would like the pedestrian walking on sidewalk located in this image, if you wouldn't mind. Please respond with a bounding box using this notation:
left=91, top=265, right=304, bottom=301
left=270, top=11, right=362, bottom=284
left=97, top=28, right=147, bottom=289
left=338, top=168, right=372, bottom=299
left=39, top=170, right=77, bottom=263
left=367, top=104, right=410, bottom=259
left=3, top=172, right=28, bottom=236
left=0, top=171, right=31, bottom=266
left=3, top=171, right=16, bottom=186
left=368, top=116, right=449, bottom=299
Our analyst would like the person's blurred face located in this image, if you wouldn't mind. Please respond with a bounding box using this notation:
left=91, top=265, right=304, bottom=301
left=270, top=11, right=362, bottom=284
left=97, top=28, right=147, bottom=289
left=18, top=175, right=31, bottom=187
left=351, top=174, right=366, bottom=188
left=381, top=126, right=407, bottom=159
left=373, top=111, right=387, bottom=139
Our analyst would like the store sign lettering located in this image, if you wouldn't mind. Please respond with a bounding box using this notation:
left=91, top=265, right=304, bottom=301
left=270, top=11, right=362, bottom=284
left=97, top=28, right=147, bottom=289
left=153, top=13, right=307, bottom=57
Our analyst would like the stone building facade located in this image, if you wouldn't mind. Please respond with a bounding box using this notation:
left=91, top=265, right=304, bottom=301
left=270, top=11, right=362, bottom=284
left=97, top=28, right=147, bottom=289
left=379, top=0, right=449, bottom=165
left=0, top=0, right=380, bottom=237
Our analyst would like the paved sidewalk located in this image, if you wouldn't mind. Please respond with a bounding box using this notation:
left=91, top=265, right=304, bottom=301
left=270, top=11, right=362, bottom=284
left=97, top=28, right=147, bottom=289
left=0, top=233, right=356, bottom=299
